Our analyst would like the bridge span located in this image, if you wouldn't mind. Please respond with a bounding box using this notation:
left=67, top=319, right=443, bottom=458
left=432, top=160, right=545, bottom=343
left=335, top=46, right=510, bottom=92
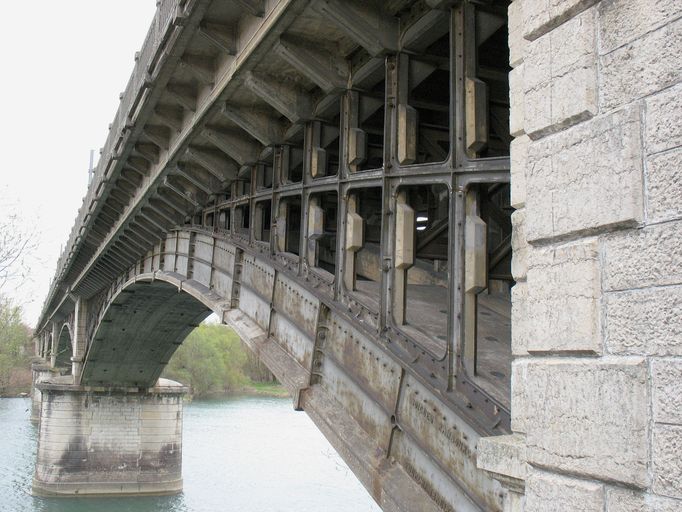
left=32, top=0, right=682, bottom=510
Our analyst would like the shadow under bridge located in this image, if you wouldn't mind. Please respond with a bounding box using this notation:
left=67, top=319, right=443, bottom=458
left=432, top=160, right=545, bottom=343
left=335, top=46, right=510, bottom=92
left=81, top=279, right=213, bottom=388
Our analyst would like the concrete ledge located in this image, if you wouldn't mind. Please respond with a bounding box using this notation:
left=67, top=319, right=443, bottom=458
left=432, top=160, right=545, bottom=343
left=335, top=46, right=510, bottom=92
left=36, top=376, right=189, bottom=395
left=31, top=361, right=53, bottom=372
left=32, top=477, right=183, bottom=497
left=477, top=433, right=527, bottom=491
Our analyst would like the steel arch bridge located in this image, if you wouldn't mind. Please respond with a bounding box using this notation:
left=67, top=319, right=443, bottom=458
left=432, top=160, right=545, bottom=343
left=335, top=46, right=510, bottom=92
left=33, top=0, right=517, bottom=509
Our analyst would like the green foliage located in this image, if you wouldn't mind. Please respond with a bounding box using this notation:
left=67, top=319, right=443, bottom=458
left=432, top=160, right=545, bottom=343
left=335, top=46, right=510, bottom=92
left=0, top=297, right=32, bottom=394
left=242, top=346, right=277, bottom=384
left=162, top=324, right=250, bottom=397
left=246, top=381, right=290, bottom=397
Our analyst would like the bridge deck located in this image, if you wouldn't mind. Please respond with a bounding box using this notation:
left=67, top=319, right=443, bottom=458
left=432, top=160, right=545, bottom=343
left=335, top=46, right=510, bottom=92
left=356, top=280, right=512, bottom=408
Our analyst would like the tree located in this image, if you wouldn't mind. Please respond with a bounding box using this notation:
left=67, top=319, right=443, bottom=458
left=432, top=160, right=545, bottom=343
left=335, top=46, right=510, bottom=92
left=163, top=324, right=249, bottom=396
left=0, top=198, right=39, bottom=394
left=0, top=210, right=37, bottom=293
left=0, top=298, right=32, bottom=394
left=243, top=346, right=277, bottom=383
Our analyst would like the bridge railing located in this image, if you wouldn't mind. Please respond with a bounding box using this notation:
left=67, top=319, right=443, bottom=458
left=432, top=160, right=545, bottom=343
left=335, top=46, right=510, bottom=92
left=39, top=0, right=186, bottom=329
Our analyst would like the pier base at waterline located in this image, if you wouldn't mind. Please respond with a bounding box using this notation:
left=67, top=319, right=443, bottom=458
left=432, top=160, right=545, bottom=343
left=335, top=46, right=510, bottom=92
left=32, top=377, right=187, bottom=497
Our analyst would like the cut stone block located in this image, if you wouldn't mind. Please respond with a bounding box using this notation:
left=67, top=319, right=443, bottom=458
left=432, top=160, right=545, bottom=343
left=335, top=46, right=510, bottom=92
left=508, top=0, right=528, bottom=67
left=526, top=105, right=643, bottom=241
left=598, top=0, right=682, bottom=55
left=606, top=488, right=682, bottom=512
left=522, top=0, right=599, bottom=41
left=510, top=134, right=529, bottom=209
left=605, top=285, right=682, bottom=356
left=511, top=209, right=528, bottom=281
left=652, top=358, right=682, bottom=424
left=525, top=470, right=604, bottom=512
left=526, top=239, right=600, bottom=354
left=477, top=433, right=526, bottom=482
left=602, top=220, right=682, bottom=291
left=524, top=358, right=649, bottom=487
left=653, top=424, right=682, bottom=498
left=511, top=282, right=529, bottom=356
left=510, top=358, right=529, bottom=434
left=523, top=9, right=597, bottom=138
left=600, top=18, right=682, bottom=111
left=646, top=148, right=682, bottom=223
left=646, top=83, right=682, bottom=155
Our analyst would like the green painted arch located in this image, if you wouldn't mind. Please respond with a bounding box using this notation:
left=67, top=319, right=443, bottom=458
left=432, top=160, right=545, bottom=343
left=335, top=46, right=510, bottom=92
left=80, top=277, right=213, bottom=388
left=55, top=325, right=73, bottom=369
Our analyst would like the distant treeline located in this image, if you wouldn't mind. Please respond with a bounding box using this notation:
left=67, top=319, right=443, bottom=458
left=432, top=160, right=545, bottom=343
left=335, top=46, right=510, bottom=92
left=0, top=298, right=33, bottom=396
left=162, top=323, right=284, bottom=398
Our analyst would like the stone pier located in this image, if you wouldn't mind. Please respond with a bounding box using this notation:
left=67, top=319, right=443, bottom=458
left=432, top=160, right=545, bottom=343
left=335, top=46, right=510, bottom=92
left=30, top=360, right=56, bottom=424
left=32, top=377, right=186, bottom=497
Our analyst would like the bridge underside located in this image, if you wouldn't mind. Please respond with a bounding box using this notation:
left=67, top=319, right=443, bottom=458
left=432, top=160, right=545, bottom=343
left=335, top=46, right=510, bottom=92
left=82, top=280, right=211, bottom=387
left=48, top=230, right=505, bottom=511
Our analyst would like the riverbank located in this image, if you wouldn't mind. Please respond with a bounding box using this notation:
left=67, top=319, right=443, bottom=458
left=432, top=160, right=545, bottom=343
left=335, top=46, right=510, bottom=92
left=240, top=381, right=290, bottom=398
left=186, top=380, right=289, bottom=401
left=0, top=390, right=29, bottom=398
left=0, top=368, right=31, bottom=398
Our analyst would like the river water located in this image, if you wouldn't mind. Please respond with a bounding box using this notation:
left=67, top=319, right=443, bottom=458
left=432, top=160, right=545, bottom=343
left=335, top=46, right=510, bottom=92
left=0, top=396, right=381, bottom=512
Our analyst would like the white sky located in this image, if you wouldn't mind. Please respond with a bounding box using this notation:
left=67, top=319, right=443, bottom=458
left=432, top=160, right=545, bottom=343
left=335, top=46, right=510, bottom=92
left=0, top=2, right=158, bottom=326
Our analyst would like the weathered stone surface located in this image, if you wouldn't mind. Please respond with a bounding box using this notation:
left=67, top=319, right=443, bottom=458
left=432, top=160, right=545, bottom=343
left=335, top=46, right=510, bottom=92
left=549, top=66, right=597, bottom=131
left=598, top=0, right=682, bottom=55
left=526, top=105, right=643, bottom=241
left=511, top=282, right=528, bottom=356
left=646, top=83, right=682, bottom=155
left=652, top=358, right=682, bottom=424
left=524, top=358, right=649, bottom=487
left=602, top=221, right=682, bottom=290
left=525, top=470, right=604, bottom=512
left=647, top=149, right=682, bottom=223
left=506, top=490, right=524, bottom=512
left=600, top=17, right=682, bottom=111
left=511, top=209, right=527, bottom=281
left=33, top=378, right=186, bottom=496
left=523, top=82, right=551, bottom=139
left=606, top=488, right=682, bottom=512
left=605, top=285, right=682, bottom=356
left=522, top=0, right=599, bottom=41
left=510, top=134, right=529, bottom=209
left=508, top=0, right=527, bottom=67
left=510, top=358, right=528, bottom=433
left=550, top=13, right=596, bottom=87
left=509, top=65, right=524, bottom=137
left=653, top=424, right=682, bottom=498
left=526, top=239, right=600, bottom=353
left=523, top=9, right=597, bottom=138
left=477, top=433, right=526, bottom=481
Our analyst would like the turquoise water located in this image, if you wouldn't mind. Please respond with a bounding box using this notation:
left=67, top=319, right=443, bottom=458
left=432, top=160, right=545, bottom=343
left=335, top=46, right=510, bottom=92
left=0, top=397, right=381, bottom=512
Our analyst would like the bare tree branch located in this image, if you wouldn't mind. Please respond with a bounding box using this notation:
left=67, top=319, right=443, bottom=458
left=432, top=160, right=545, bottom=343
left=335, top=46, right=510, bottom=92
left=0, top=211, right=38, bottom=292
